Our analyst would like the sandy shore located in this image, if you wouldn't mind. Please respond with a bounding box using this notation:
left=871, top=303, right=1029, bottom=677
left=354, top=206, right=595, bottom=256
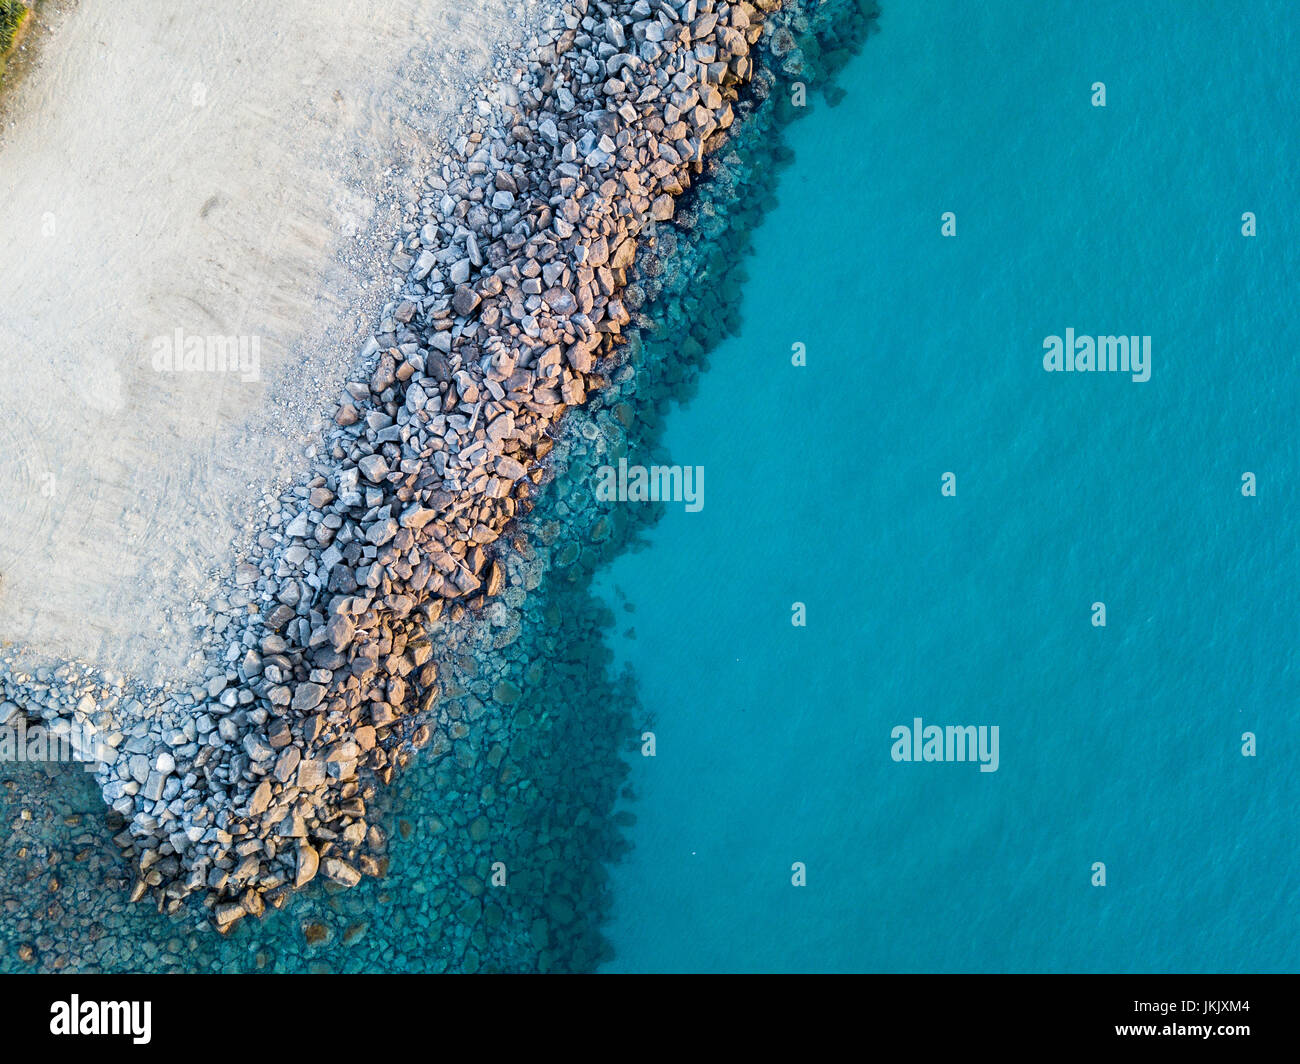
left=0, top=0, right=529, bottom=682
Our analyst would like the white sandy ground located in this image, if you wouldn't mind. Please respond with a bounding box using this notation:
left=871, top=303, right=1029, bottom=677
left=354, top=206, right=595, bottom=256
left=0, top=0, right=534, bottom=684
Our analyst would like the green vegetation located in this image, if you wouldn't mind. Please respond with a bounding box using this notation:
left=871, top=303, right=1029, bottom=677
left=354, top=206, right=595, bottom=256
left=0, top=1, right=28, bottom=57
left=0, top=0, right=30, bottom=88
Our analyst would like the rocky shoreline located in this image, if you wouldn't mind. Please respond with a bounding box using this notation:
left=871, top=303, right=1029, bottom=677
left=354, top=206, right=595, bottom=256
left=2, top=0, right=880, bottom=970
left=4, top=0, right=786, bottom=931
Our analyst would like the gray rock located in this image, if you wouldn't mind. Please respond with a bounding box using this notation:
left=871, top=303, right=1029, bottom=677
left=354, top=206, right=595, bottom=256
left=273, top=745, right=301, bottom=783
left=357, top=454, right=388, bottom=483
left=142, top=771, right=166, bottom=802
left=453, top=285, right=481, bottom=316
left=243, top=733, right=274, bottom=762
left=291, top=683, right=327, bottom=713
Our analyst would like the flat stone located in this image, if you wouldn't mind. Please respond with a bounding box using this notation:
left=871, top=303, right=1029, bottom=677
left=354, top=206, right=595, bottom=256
left=399, top=504, right=438, bottom=529
left=297, top=759, right=327, bottom=790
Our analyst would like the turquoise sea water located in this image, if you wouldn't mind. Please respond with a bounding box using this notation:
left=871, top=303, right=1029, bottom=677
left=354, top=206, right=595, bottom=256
left=601, top=0, right=1298, bottom=972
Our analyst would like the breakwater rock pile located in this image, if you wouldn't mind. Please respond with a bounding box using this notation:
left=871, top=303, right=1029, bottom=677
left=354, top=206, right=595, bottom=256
left=13, top=0, right=784, bottom=930
left=1, top=0, right=881, bottom=970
